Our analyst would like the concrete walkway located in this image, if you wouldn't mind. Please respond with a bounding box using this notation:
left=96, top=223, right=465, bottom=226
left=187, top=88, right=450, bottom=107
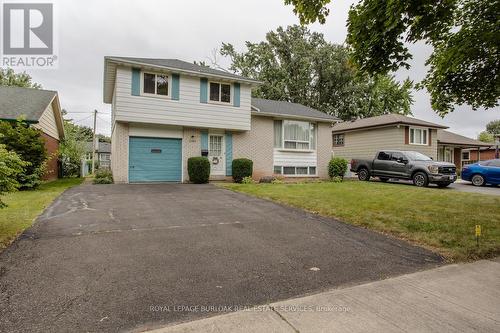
left=146, top=258, right=500, bottom=333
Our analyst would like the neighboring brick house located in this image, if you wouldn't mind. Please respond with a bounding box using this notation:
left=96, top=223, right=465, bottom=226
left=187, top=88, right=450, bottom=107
left=0, top=86, right=65, bottom=180
left=103, top=56, right=338, bottom=183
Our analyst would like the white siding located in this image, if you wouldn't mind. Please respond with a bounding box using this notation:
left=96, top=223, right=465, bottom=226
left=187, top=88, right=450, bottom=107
left=273, top=149, right=317, bottom=167
left=128, top=123, right=183, bottom=138
left=33, top=101, right=59, bottom=140
left=114, top=66, right=251, bottom=131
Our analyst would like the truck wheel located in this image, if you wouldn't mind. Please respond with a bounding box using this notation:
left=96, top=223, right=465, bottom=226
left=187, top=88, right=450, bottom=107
left=379, top=178, right=389, bottom=182
left=413, top=172, right=429, bottom=187
left=471, top=174, right=485, bottom=186
left=358, top=168, right=370, bottom=181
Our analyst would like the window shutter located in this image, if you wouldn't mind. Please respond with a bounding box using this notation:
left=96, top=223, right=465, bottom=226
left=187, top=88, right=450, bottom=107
left=233, top=82, right=240, bottom=107
left=428, top=129, right=432, bottom=146
left=201, top=130, right=208, bottom=152
left=404, top=126, right=409, bottom=144
left=171, top=74, right=180, bottom=100
left=200, top=78, right=208, bottom=103
left=225, top=132, right=233, bottom=176
left=131, top=68, right=141, bottom=96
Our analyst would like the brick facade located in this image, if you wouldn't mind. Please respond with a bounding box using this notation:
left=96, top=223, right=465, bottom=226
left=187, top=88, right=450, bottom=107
left=182, top=128, right=201, bottom=182
left=111, top=122, right=129, bottom=183
left=317, top=122, right=333, bottom=178
left=41, top=133, right=59, bottom=180
left=233, top=116, right=274, bottom=180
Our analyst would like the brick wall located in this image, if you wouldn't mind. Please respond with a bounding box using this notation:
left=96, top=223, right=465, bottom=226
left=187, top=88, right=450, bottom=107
left=233, top=116, right=274, bottom=180
left=182, top=128, right=201, bottom=182
left=111, top=122, right=129, bottom=183
left=41, top=133, right=59, bottom=180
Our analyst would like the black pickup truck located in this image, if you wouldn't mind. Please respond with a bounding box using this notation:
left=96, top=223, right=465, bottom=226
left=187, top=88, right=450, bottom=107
left=350, top=150, right=457, bottom=187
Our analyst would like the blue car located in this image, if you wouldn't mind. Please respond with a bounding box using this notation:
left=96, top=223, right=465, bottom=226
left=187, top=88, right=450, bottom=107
left=461, top=159, right=500, bottom=186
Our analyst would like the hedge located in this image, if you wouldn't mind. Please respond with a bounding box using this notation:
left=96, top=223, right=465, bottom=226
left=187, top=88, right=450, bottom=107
left=232, top=158, right=253, bottom=183
left=188, top=157, right=210, bottom=183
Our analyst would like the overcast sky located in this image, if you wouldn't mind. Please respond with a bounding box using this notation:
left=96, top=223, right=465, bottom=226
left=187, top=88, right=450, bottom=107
left=24, top=0, right=499, bottom=137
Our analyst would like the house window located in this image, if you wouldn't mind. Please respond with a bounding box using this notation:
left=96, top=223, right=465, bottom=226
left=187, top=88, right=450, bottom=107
left=143, top=72, right=169, bottom=96
left=276, top=166, right=317, bottom=176
left=409, top=128, right=428, bottom=145
left=462, top=151, right=470, bottom=161
left=333, top=133, right=344, bottom=146
left=209, top=82, right=231, bottom=103
left=273, top=120, right=316, bottom=150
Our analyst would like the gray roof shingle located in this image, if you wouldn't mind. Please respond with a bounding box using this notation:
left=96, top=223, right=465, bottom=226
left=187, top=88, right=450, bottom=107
left=332, top=114, right=448, bottom=132
left=437, top=130, right=492, bottom=147
left=106, top=56, right=260, bottom=83
left=251, top=98, right=339, bottom=122
left=0, top=86, right=56, bottom=122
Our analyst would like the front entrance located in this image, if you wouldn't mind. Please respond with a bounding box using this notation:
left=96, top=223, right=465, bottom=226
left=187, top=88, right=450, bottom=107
left=208, top=134, right=225, bottom=176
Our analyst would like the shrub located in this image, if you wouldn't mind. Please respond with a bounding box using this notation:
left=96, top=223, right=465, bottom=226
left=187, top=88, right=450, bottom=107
left=328, top=157, right=348, bottom=180
left=93, top=169, right=113, bottom=184
left=188, top=157, right=210, bottom=184
left=241, top=176, right=254, bottom=184
left=271, top=178, right=284, bottom=184
left=330, top=176, right=343, bottom=183
left=0, top=144, right=28, bottom=207
left=232, top=158, right=253, bottom=183
left=0, top=120, right=47, bottom=189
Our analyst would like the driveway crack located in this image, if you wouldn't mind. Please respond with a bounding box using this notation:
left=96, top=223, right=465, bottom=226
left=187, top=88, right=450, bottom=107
left=269, top=305, right=300, bottom=333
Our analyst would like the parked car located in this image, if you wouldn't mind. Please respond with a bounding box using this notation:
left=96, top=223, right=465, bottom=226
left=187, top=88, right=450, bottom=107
left=351, top=150, right=457, bottom=187
left=461, top=159, right=500, bottom=186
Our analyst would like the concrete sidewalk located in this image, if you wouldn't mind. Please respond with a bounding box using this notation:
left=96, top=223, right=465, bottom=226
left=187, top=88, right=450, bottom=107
left=145, top=258, right=500, bottom=333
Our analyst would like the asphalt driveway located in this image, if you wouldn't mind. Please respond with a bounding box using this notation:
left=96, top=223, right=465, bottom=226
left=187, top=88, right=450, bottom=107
left=0, top=184, right=442, bottom=332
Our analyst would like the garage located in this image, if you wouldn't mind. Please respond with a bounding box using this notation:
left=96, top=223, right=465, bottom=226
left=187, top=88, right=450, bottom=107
left=128, top=137, right=182, bottom=182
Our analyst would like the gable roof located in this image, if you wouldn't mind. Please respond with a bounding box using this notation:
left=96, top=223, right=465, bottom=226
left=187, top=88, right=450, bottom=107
left=332, top=114, right=448, bottom=133
left=251, top=98, right=339, bottom=122
left=437, top=130, right=492, bottom=147
left=0, top=86, right=58, bottom=122
left=103, top=56, right=261, bottom=103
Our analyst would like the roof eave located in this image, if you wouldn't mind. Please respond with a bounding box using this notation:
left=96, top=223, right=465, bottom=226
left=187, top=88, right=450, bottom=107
left=105, top=56, right=262, bottom=85
left=251, top=110, right=338, bottom=123
left=332, top=121, right=448, bottom=133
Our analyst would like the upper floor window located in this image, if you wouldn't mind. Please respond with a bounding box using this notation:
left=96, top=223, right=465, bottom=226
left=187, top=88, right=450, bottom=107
left=209, top=82, right=231, bottom=103
left=143, top=72, right=168, bottom=96
left=274, top=120, right=316, bottom=150
left=409, top=127, right=428, bottom=145
left=333, top=133, right=344, bottom=146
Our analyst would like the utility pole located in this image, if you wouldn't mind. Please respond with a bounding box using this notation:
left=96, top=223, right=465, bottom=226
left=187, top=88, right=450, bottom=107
left=92, top=109, right=97, bottom=174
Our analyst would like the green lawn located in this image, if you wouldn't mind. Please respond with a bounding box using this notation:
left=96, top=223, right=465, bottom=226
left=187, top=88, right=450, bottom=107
left=221, top=181, right=500, bottom=262
left=0, top=178, right=83, bottom=250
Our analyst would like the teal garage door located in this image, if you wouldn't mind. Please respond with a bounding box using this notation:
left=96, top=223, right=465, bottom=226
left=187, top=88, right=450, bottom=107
left=129, top=137, right=182, bottom=182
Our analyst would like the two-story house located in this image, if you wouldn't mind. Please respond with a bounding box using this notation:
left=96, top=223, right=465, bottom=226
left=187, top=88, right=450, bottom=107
left=103, top=57, right=337, bottom=183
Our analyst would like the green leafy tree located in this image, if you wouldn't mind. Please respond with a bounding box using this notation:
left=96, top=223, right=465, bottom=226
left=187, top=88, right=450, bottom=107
left=58, top=118, right=88, bottom=177
left=0, top=120, right=47, bottom=189
left=220, top=25, right=413, bottom=120
left=0, top=68, right=42, bottom=88
left=485, top=120, right=500, bottom=136
left=0, top=144, right=28, bottom=207
left=477, top=131, right=494, bottom=143
left=285, top=0, right=499, bottom=116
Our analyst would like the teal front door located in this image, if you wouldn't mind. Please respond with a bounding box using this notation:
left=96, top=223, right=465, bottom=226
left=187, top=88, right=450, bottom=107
left=129, top=137, right=182, bottom=182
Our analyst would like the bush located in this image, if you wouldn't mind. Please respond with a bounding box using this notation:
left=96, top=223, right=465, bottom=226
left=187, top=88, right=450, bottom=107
left=0, top=120, right=47, bottom=189
left=328, top=157, right=348, bottom=180
left=330, top=176, right=343, bottom=183
left=188, top=157, right=210, bottom=184
left=0, top=144, right=28, bottom=207
left=93, top=169, right=113, bottom=184
left=241, top=176, right=254, bottom=184
left=232, top=158, right=253, bottom=183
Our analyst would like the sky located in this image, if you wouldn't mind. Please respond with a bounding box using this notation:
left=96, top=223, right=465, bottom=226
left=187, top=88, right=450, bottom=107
left=21, top=0, right=499, bottom=138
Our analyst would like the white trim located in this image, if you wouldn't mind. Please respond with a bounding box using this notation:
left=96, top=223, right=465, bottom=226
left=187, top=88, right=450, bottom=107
left=409, top=126, right=429, bottom=145
left=140, top=71, right=171, bottom=99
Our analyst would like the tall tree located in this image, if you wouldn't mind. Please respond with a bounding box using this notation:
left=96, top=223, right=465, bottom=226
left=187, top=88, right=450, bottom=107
left=0, top=68, right=41, bottom=88
left=485, top=120, right=500, bottom=136
left=285, top=0, right=499, bottom=116
left=220, top=25, right=413, bottom=120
